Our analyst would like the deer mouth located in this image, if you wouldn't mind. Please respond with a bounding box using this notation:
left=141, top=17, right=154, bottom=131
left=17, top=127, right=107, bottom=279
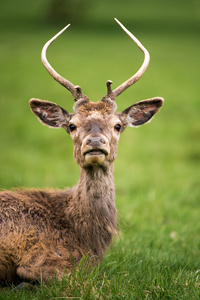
left=83, top=148, right=109, bottom=165
left=84, top=149, right=108, bottom=156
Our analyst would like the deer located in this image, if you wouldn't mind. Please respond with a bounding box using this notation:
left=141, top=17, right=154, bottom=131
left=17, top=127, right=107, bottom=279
left=0, top=19, right=164, bottom=284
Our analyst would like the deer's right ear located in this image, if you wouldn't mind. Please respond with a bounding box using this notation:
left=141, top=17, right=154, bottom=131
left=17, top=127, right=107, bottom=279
left=29, top=99, right=71, bottom=128
left=118, top=97, right=164, bottom=128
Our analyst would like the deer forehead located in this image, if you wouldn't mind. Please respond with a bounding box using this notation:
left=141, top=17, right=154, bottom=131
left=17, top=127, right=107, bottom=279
left=73, top=100, right=117, bottom=115
left=70, top=111, right=121, bottom=129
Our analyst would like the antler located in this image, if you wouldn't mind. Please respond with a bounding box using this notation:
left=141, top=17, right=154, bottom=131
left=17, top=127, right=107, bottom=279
left=42, top=20, right=149, bottom=103
left=41, top=24, right=88, bottom=102
left=104, top=19, right=150, bottom=101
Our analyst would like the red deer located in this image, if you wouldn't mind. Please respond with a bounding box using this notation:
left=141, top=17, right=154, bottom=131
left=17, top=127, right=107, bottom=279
left=0, top=19, right=164, bottom=283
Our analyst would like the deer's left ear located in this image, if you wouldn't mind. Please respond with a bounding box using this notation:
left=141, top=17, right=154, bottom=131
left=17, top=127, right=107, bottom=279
left=29, top=98, right=72, bottom=128
left=118, top=97, right=164, bottom=128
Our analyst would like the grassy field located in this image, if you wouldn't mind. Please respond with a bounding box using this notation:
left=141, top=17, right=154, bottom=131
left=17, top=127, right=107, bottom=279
left=0, top=0, right=200, bottom=299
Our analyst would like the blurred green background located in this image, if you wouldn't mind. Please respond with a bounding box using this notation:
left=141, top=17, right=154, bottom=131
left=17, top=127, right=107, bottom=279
left=0, top=0, right=200, bottom=296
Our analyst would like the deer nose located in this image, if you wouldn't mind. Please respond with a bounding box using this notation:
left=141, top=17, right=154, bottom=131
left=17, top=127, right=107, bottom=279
left=86, top=136, right=106, bottom=147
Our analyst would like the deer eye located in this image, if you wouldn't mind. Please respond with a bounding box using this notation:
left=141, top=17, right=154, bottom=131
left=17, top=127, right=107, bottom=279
left=114, top=124, right=121, bottom=132
left=69, top=124, right=77, bottom=132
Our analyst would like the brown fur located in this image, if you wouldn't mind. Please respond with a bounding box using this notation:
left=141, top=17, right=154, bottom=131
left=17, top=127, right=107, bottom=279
left=0, top=96, right=163, bottom=283
left=0, top=169, right=116, bottom=283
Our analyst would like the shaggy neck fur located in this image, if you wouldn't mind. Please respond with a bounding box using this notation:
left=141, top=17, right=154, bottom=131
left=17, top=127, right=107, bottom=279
left=67, top=164, right=117, bottom=259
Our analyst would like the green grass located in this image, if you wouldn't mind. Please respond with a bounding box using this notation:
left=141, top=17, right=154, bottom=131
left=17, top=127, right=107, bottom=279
left=0, top=0, right=200, bottom=298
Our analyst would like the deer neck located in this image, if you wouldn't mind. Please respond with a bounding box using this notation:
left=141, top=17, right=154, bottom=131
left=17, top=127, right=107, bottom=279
left=69, top=164, right=117, bottom=258
left=77, top=165, right=115, bottom=205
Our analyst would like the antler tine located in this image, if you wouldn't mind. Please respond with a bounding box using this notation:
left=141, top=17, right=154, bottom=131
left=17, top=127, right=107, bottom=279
left=113, top=18, right=150, bottom=98
left=41, top=24, right=88, bottom=102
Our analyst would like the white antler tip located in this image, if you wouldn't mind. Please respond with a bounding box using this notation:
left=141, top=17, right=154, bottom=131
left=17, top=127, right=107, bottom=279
left=64, top=24, right=71, bottom=29
left=59, top=24, right=71, bottom=35
left=114, top=18, right=120, bottom=25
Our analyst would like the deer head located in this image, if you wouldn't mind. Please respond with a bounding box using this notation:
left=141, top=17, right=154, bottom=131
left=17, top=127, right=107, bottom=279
left=30, top=19, right=164, bottom=170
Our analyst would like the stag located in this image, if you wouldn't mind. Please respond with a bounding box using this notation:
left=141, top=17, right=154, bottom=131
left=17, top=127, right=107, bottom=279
left=0, top=19, right=164, bottom=283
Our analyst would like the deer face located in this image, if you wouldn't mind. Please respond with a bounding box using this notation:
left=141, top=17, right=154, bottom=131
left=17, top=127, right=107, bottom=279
left=30, top=97, right=163, bottom=169
left=67, top=100, right=120, bottom=168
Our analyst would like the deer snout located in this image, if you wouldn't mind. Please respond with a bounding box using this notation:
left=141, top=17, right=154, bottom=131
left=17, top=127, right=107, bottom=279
left=86, top=136, right=106, bottom=147
left=81, top=134, right=110, bottom=166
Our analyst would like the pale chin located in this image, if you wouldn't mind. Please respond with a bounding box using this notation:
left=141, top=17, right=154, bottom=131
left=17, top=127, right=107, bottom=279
left=84, top=153, right=106, bottom=165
